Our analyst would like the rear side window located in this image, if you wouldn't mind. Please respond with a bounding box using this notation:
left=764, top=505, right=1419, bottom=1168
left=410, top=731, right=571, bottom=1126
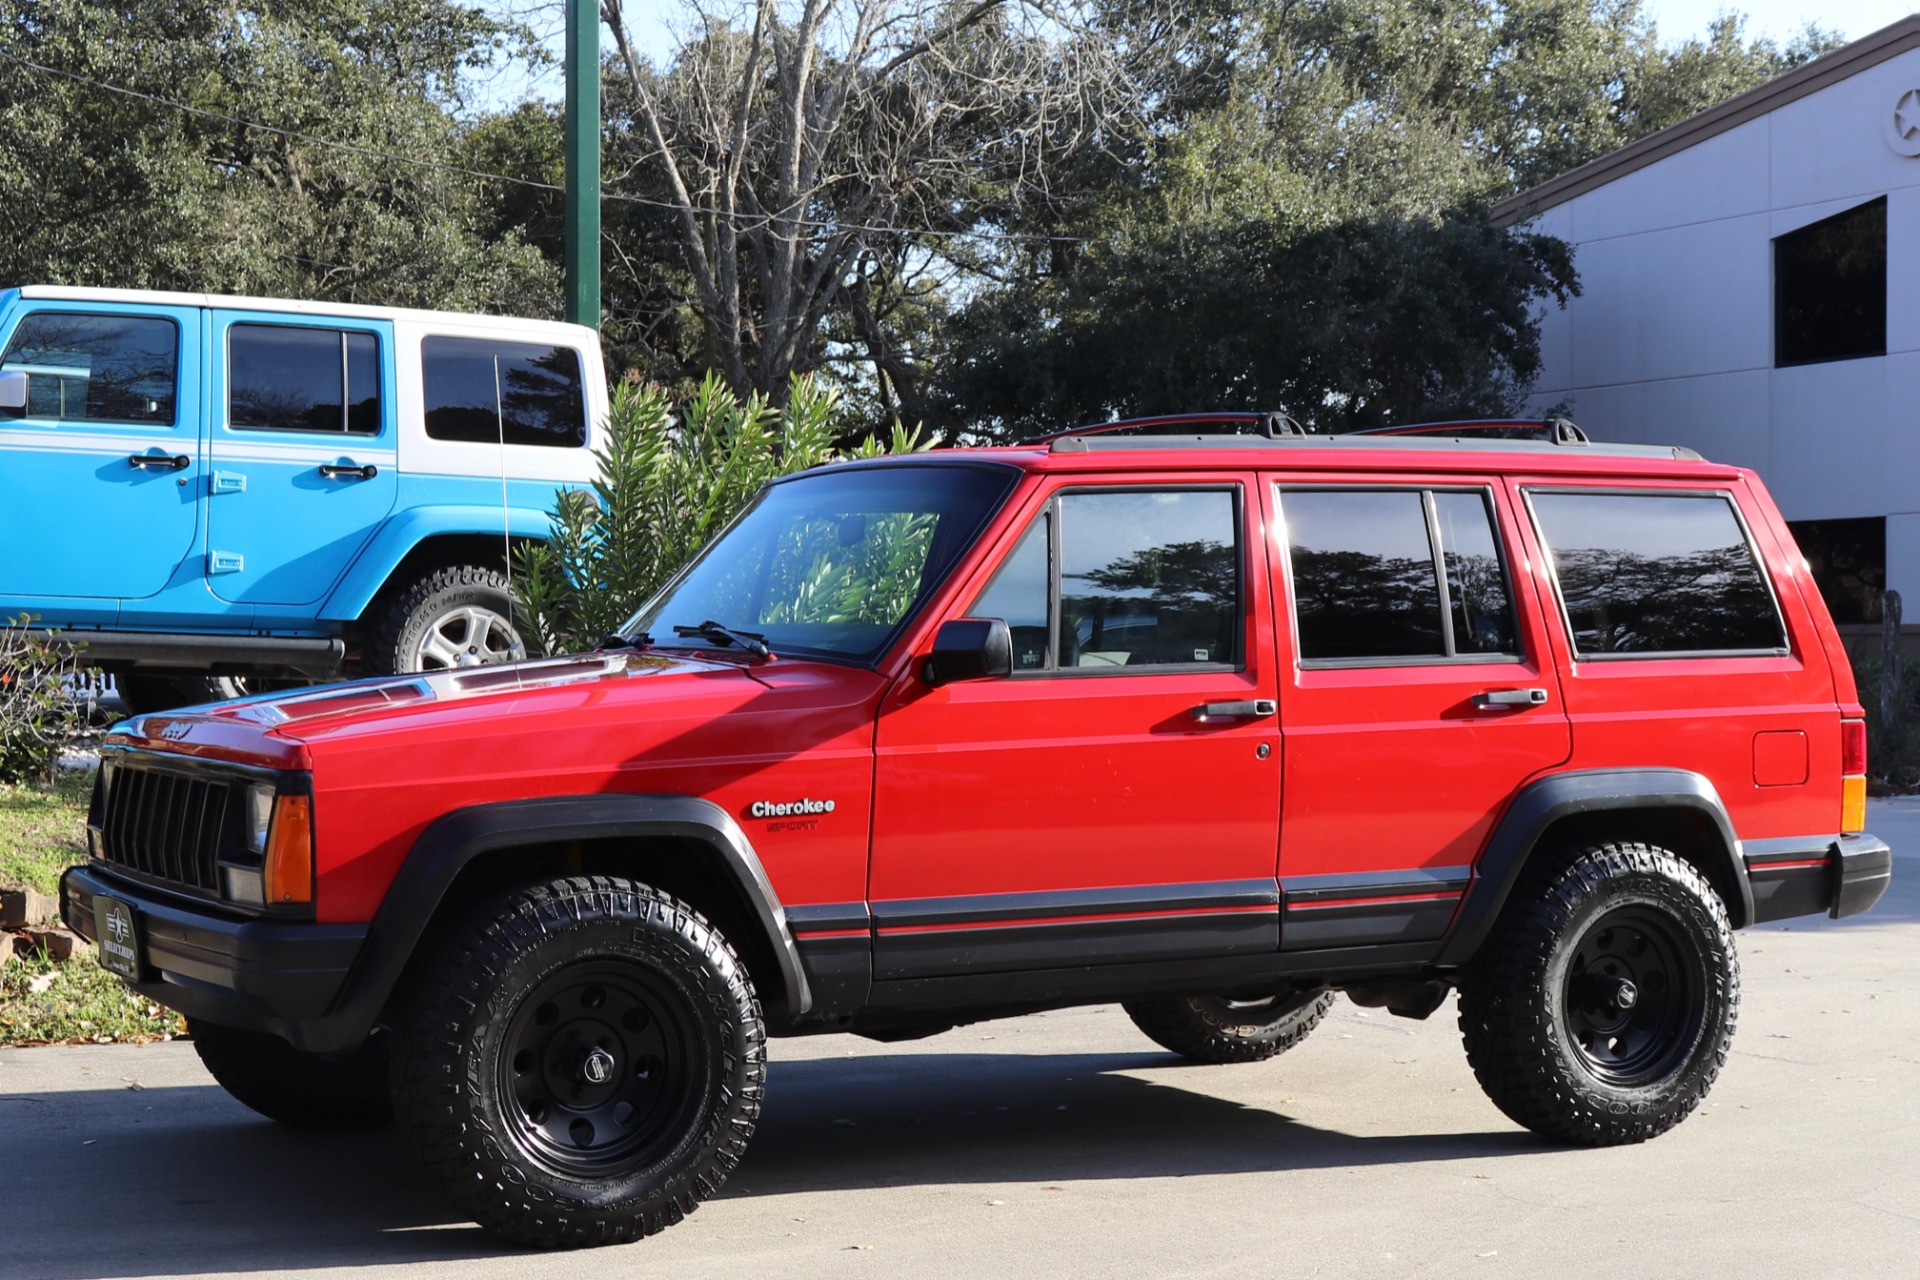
left=422, top=336, right=585, bottom=448
left=0, top=312, right=177, bottom=425
left=228, top=324, right=381, bottom=434
left=1528, top=490, right=1787, bottom=657
left=966, top=487, right=1243, bottom=671
left=1279, top=487, right=1518, bottom=664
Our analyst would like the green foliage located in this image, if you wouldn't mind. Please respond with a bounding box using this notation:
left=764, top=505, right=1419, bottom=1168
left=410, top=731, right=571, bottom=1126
left=1855, top=653, right=1920, bottom=788
left=0, top=621, right=80, bottom=786
left=0, top=777, right=88, bottom=898
left=1, top=949, right=183, bottom=1046
left=511, top=374, right=932, bottom=657
left=0, top=0, right=555, bottom=310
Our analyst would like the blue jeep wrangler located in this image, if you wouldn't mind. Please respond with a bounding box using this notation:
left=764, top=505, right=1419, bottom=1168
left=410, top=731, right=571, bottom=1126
left=0, top=286, right=606, bottom=711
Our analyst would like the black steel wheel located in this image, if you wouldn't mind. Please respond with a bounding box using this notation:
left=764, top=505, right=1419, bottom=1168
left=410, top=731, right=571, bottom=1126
left=392, top=876, right=764, bottom=1248
left=498, top=960, right=704, bottom=1179
left=1459, top=842, right=1738, bottom=1146
left=1123, top=989, right=1336, bottom=1064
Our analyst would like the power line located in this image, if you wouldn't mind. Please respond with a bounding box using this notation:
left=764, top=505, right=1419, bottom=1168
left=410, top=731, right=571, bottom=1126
left=0, top=48, right=1088, bottom=247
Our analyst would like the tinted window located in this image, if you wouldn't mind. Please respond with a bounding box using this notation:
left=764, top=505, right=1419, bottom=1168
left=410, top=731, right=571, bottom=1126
left=1775, top=197, right=1885, bottom=367
left=1285, top=490, right=1444, bottom=660
left=1531, top=491, right=1787, bottom=656
left=1057, top=489, right=1240, bottom=668
left=1435, top=492, right=1518, bottom=655
left=229, top=325, right=381, bottom=434
left=1283, top=488, right=1518, bottom=663
left=629, top=465, right=1015, bottom=664
left=970, top=514, right=1051, bottom=669
left=422, top=336, right=585, bottom=447
left=0, top=312, right=176, bottom=424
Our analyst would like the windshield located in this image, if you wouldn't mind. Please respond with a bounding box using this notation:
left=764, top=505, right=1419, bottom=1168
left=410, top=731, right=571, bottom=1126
left=626, top=463, right=1018, bottom=665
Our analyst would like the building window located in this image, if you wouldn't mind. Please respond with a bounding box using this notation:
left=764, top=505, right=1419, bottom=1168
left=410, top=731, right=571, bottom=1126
left=1787, top=517, right=1885, bottom=625
left=1774, top=197, right=1886, bottom=367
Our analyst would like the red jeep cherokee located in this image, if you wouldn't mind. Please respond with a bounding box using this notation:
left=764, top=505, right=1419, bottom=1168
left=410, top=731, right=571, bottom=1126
left=65, top=417, right=1893, bottom=1247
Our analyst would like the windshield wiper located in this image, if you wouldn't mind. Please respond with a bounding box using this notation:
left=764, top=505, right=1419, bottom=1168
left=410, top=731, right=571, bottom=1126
left=671, top=621, right=771, bottom=659
left=598, top=631, right=653, bottom=651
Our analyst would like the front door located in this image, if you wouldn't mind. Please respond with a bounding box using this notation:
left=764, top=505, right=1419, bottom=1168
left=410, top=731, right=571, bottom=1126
left=207, top=312, right=398, bottom=606
left=870, top=476, right=1283, bottom=980
left=0, top=302, right=202, bottom=605
left=1263, top=477, right=1573, bottom=951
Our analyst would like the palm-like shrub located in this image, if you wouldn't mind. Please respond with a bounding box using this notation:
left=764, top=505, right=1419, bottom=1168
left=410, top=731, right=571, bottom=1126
left=512, top=373, right=930, bottom=657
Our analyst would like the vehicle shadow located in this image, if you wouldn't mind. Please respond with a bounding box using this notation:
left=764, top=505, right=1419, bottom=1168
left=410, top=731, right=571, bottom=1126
left=0, top=1048, right=1535, bottom=1279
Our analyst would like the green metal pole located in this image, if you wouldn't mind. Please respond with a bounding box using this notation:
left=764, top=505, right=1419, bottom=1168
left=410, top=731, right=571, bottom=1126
left=563, top=0, right=601, bottom=329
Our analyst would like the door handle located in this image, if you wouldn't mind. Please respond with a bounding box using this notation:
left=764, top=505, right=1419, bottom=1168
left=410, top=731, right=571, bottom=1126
left=128, top=453, right=190, bottom=471
left=1473, top=687, right=1549, bottom=709
left=1190, top=699, right=1277, bottom=721
left=319, top=462, right=378, bottom=480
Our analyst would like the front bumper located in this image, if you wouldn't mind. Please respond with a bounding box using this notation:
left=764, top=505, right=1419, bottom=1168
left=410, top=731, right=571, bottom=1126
left=62, top=864, right=369, bottom=1052
left=1745, top=832, right=1892, bottom=924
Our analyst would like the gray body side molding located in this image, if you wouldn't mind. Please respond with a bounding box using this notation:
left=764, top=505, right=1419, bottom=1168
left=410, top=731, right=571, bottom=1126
left=1435, top=768, right=1752, bottom=968
left=327, top=794, right=811, bottom=1042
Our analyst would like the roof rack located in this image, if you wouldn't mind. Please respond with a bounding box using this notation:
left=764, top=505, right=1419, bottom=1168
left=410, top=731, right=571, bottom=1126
left=1029, top=411, right=1308, bottom=445
left=1349, top=417, right=1591, bottom=445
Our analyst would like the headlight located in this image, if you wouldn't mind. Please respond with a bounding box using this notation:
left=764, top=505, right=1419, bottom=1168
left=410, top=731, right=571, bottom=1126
left=244, top=783, right=275, bottom=854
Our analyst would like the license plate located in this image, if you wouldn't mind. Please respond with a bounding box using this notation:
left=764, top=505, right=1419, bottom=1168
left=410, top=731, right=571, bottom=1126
left=93, top=896, right=140, bottom=980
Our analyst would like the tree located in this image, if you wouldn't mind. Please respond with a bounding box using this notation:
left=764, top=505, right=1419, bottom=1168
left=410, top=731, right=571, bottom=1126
left=0, top=0, right=556, bottom=310
left=597, top=0, right=1140, bottom=409
left=920, top=0, right=1836, bottom=437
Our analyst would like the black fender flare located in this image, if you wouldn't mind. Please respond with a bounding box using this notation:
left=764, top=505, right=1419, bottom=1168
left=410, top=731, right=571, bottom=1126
left=1435, top=768, right=1753, bottom=968
left=326, top=794, right=811, bottom=1042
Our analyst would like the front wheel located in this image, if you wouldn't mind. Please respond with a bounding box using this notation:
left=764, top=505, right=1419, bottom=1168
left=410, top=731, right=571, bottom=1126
left=190, top=1021, right=392, bottom=1128
left=1457, top=842, right=1739, bottom=1146
left=1124, top=990, right=1336, bottom=1064
left=391, top=876, right=765, bottom=1248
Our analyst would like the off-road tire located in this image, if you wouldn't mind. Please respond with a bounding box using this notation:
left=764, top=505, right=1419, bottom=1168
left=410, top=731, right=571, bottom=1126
left=367, top=565, right=527, bottom=675
left=1457, top=842, right=1739, bottom=1146
left=391, top=876, right=765, bottom=1249
left=190, top=1020, right=393, bottom=1128
left=1124, top=990, right=1337, bottom=1064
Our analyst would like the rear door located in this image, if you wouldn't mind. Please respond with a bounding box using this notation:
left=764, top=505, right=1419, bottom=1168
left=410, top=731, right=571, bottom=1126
left=207, top=311, right=398, bottom=606
left=869, top=473, right=1283, bottom=979
left=0, top=302, right=201, bottom=605
left=1263, top=475, right=1573, bottom=952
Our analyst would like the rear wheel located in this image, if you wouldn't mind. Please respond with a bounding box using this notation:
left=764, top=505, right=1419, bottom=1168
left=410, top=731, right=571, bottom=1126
left=190, top=1021, right=392, bottom=1129
left=1457, top=842, right=1738, bottom=1146
left=1124, top=990, right=1336, bottom=1064
left=368, top=565, right=527, bottom=675
left=391, top=876, right=765, bottom=1248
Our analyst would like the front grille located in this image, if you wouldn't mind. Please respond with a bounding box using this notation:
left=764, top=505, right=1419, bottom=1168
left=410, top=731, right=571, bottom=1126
left=98, top=765, right=238, bottom=895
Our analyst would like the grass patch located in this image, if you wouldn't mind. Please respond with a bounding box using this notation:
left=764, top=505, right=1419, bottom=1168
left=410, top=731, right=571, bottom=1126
left=0, top=950, right=182, bottom=1046
left=0, top=776, right=90, bottom=897
left=0, top=772, right=181, bottom=1046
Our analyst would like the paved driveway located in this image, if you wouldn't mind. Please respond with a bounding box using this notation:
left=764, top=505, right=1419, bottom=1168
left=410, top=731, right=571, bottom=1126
left=3, top=802, right=1916, bottom=1280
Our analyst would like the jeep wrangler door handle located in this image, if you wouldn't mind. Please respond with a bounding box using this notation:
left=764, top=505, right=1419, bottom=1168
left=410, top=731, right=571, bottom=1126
left=1191, top=699, right=1278, bottom=721
left=128, top=452, right=190, bottom=472
left=1473, top=687, right=1550, bottom=709
left=319, top=462, right=379, bottom=480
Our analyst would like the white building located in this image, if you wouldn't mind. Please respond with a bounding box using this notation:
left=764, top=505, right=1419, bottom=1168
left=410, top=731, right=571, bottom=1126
left=1496, top=15, right=1920, bottom=631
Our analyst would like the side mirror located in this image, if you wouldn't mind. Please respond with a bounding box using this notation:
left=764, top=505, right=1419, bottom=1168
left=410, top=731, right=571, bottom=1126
left=923, top=618, right=1013, bottom=687
left=0, top=370, right=26, bottom=416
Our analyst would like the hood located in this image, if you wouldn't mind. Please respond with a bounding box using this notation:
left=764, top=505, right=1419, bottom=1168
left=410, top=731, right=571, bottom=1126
left=111, top=650, right=766, bottom=767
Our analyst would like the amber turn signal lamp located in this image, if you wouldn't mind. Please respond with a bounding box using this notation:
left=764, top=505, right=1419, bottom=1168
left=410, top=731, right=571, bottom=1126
left=1840, top=719, right=1867, bottom=834
left=265, top=795, right=314, bottom=905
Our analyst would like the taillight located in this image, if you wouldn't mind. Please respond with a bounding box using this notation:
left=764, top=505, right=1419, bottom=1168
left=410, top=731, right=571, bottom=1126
left=1841, top=718, right=1866, bottom=834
